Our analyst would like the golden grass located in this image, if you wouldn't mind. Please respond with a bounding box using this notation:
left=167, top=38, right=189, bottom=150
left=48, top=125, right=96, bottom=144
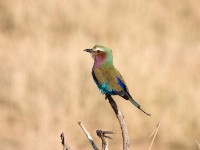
left=0, top=0, right=200, bottom=149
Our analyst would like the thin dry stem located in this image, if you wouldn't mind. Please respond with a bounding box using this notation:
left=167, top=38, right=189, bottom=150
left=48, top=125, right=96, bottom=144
left=78, top=121, right=99, bottom=150
left=60, top=132, right=72, bottom=150
left=196, top=140, right=200, bottom=149
left=148, top=121, right=161, bottom=150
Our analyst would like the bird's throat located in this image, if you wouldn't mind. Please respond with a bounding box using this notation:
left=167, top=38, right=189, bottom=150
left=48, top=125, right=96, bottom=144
left=92, top=52, right=113, bottom=70
left=93, top=58, right=105, bottom=69
left=93, top=53, right=106, bottom=69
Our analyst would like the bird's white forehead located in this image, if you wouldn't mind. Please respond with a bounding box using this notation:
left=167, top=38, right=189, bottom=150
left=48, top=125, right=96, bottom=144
left=94, top=47, right=105, bottom=52
left=93, top=45, right=113, bottom=53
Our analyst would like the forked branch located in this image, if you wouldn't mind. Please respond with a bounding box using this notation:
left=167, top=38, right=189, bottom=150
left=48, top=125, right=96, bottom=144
left=96, top=130, right=115, bottom=150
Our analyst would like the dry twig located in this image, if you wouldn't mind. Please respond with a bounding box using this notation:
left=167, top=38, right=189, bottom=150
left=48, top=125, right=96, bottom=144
left=148, top=121, right=161, bottom=150
left=96, top=130, right=115, bottom=150
left=106, top=94, right=130, bottom=150
left=60, top=132, right=72, bottom=150
left=78, top=121, right=99, bottom=150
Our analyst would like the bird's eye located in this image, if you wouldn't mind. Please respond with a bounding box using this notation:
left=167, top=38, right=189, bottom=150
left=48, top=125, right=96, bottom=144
left=97, top=50, right=100, bottom=53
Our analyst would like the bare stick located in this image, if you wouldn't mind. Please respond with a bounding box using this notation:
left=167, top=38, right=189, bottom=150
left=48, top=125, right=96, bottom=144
left=60, top=132, right=72, bottom=150
left=106, top=95, right=130, bottom=150
left=96, top=130, right=115, bottom=150
left=196, top=140, right=200, bottom=149
left=78, top=121, right=99, bottom=150
left=148, top=121, right=161, bottom=150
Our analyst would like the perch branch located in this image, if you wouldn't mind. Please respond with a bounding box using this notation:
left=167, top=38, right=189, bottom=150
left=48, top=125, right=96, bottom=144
left=96, top=130, right=115, bottom=150
left=60, top=132, right=72, bottom=150
left=148, top=121, right=161, bottom=150
left=106, top=94, right=130, bottom=150
left=78, top=121, right=99, bottom=150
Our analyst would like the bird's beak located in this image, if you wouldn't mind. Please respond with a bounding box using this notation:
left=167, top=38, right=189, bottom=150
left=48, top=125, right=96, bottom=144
left=83, top=49, right=94, bottom=53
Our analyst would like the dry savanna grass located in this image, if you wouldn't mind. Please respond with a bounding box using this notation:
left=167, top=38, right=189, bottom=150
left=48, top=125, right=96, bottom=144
left=0, top=0, right=200, bottom=149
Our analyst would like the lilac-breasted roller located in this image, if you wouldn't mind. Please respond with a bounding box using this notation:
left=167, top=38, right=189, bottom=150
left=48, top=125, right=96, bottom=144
left=84, top=45, right=150, bottom=116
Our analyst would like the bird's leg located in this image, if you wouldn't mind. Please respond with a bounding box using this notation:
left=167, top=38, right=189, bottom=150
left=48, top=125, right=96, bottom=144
left=105, top=94, right=108, bottom=100
left=105, top=94, right=110, bottom=100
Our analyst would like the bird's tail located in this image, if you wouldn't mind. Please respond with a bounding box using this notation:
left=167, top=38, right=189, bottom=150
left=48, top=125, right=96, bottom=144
left=128, top=97, right=151, bottom=116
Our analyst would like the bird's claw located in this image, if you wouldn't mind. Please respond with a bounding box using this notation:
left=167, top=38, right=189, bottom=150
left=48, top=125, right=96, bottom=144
left=105, top=94, right=109, bottom=100
left=105, top=94, right=112, bottom=100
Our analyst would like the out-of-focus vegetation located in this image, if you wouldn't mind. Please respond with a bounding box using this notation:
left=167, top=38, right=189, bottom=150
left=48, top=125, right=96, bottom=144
left=0, top=0, right=200, bottom=149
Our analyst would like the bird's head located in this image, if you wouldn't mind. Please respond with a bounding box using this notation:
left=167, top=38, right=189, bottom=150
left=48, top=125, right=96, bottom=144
left=84, top=45, right=113, bottom=67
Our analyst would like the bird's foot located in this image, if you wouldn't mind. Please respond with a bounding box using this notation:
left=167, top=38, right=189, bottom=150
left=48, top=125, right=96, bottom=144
left=105, top=94, right=110, bottom=100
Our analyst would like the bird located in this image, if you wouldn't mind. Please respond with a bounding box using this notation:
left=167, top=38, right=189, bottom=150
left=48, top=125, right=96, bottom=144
left=84, top=45, right=150, bottom=116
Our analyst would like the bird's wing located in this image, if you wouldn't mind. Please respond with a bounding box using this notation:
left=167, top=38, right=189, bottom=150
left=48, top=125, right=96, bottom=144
left=93, top=66, right=131, bottom=98
left=114, top=68, right=132, bottom=99
left=94, top=67, right=150, bottom=116
left=93, top=67, right=120, bottom=90
left=114, top=68, right=129, bottom=91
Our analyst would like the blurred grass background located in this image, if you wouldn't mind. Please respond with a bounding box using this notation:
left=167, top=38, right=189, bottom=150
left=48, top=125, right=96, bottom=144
left=0, top=0, right=200, bottom=149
